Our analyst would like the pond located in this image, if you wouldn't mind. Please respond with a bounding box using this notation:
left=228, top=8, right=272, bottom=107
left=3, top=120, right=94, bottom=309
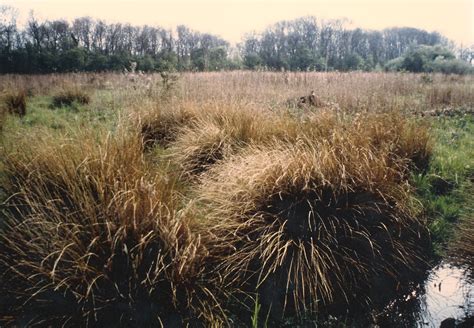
left=377, top=260, right=474, bottom=328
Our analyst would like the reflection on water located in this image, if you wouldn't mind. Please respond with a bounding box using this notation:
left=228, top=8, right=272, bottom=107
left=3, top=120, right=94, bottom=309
left=416, top=261, right=474, bottom=327
left=378, top=261, right=474, bottom=328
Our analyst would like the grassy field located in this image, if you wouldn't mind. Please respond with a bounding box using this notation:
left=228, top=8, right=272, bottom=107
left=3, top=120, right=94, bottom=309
left=0, top=71, right=473, bottom=327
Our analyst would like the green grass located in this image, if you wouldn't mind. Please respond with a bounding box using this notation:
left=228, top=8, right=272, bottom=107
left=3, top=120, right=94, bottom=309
left=1, top=92, right=120, bottom=133
left=412, top=115, right=474, bottom=255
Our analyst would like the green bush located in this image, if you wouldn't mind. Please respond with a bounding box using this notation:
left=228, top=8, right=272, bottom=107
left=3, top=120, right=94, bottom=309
left=385, top=57, right=405, bottom=72
left=428, top=58, right=473, bottom=75
left=385, top=45, right=472, bottom=74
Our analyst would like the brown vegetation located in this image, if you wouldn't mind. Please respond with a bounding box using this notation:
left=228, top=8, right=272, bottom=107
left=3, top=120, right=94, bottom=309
left=139, top=104, right=199, bottom=148
left=0, top=129, right=224, bottom=327
left=1, top=90, right=27, bottom=117
left=1, top=71, right=469, bottom=325
left=296, top=90, right=324, bottom=108
left=194, top=112, right=431, bottom=317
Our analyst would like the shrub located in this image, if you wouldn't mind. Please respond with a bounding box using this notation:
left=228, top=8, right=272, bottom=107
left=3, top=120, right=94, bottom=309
left=0, top=130, right=224, bottom=326
left=1, top=90, right=27, bottom=117
left=428, top=58, right=473, bottom=75
left=51, top=88, right=91, bottom=107
left=384, top=45, right=472, bottom=75
left=384, top=57, right=405, bottom=72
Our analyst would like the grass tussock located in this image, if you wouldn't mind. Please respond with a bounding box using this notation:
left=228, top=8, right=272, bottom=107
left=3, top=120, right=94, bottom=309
left=1, top=89, right=27, bottom=117
left=0, top=129, right=224, bottom=327
left=165, top=107, right=432, bottom=181
left=168, top=105, right=296, bottom=177
left=349, top=113, right=433, bottom=172
left=170, top=119, right=234, bottom=176
left=195, top=119, right=430, bottom=317
left=138, top=104, right=201, bottom=148
left=52, top=87, right=91, bottom=108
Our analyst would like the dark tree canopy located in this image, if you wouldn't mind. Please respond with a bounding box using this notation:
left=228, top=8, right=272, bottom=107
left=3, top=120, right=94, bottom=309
left=238, top=17, right=464, bottom=72
left=0, top=8, right=471, bottom=74
left=385, top=45, right=472, bottom=74
left=0, top=7, right=231, bottom=73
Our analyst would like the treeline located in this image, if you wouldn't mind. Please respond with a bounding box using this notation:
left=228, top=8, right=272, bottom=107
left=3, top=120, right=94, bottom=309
left=240, top=17, right=472, bottom=72
left=0, top=7, right=234, bottom=73
left=0, top=6, right=472, bottom=74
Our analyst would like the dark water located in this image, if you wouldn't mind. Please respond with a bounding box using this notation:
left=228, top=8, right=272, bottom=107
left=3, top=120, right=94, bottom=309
left=416, top=261, right=473, bottom=327
left=378, top=261, right=474, bottom=328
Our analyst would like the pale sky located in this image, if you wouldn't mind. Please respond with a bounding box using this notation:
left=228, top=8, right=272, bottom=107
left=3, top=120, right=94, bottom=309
left=3, top=0, right=473, bottom=46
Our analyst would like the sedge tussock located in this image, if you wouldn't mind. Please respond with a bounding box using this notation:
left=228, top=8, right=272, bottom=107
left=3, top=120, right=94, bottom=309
left=168, top=105, right=291, bottom=177
left=195, top=137, right=428, bottom=317
left=165, top=106, right=432, bottom=179
left=0, top=129, right=225, bottom=327
left=51, top=86, right=90, bottom=108
left=450, top=215, right=474, bottom=268
left=350, top=113, right=433, bottom=172
left=138, top=104, right=200, bottom=148
left=1, top=89, right=27, bottom=117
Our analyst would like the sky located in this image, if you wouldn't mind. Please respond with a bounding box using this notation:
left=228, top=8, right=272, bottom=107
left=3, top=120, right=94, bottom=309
left=2, top=0, right=473, bottom=46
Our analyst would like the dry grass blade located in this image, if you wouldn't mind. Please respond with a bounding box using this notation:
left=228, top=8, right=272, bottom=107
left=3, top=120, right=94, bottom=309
left=195, top=122, right=429, bottom=317
left=0, top=129, right=225, bottom=327
left=1, top=89, right=27, bottom=117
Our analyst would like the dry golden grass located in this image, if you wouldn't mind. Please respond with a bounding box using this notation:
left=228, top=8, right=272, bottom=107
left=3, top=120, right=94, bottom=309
left=344, top=113, right=433, bottom=172
left=167, top=105, right=298, bottom=177
left=138, top=102, right=200, bottom=148
left=176, top=71, right=473, bottom=113
left=162, top=107, right=432, bottom=180
left=1, top=89, right=27, bottom=117
left=1, top=71, right=472, bottom=114
left=193, top=112, right=431, bottom=316
left=0, top=71, right=458, bottom=325
left=450, top=216, right=474, bottom=268
left=0, top=128, right=225, bottom=327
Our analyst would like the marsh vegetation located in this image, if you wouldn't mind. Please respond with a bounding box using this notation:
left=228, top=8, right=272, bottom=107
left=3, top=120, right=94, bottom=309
left=0, top=71, right=472, bottom=327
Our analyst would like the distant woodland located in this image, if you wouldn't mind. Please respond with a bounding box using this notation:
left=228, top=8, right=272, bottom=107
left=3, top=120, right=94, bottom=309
left=0, top=6, right=472, bottom=74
